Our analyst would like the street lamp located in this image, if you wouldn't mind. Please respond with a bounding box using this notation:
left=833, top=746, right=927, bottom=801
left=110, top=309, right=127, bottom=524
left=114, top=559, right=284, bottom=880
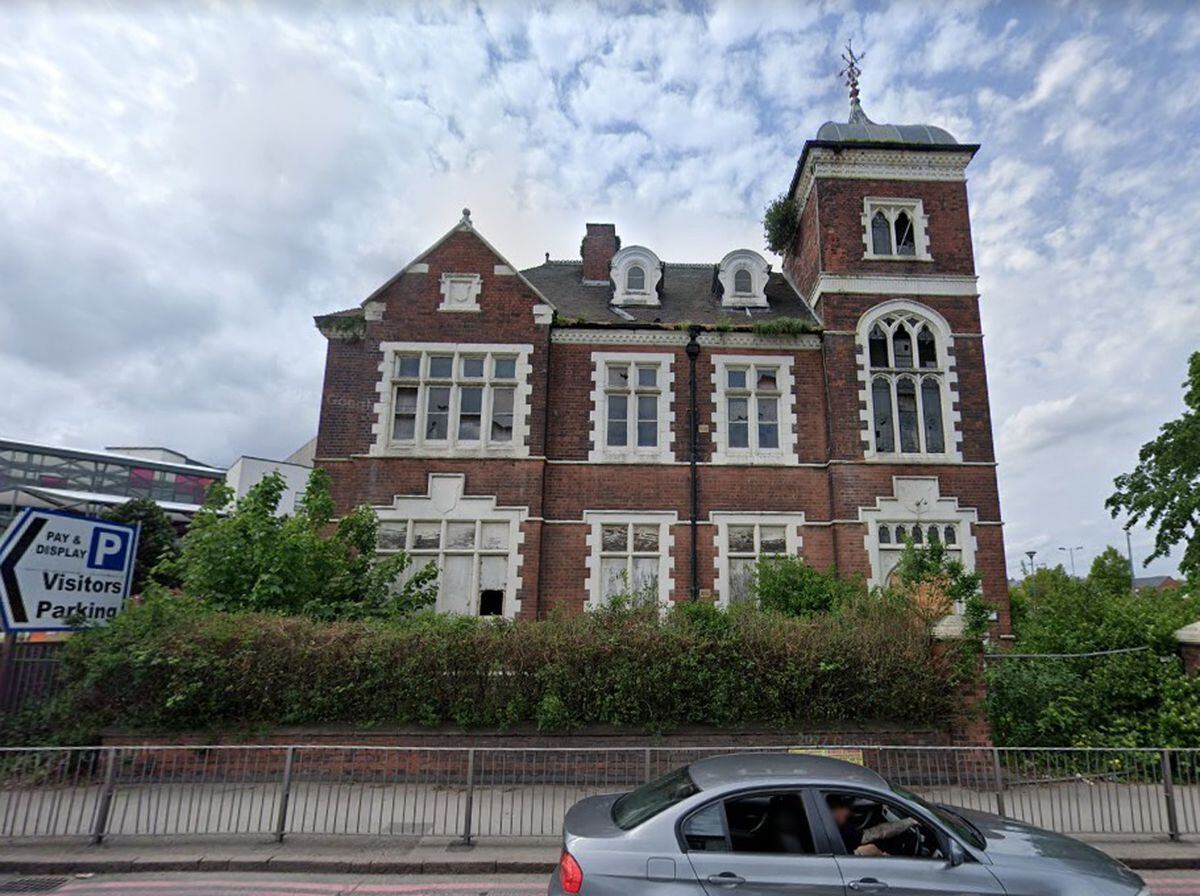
left=1058, top=545, right=1083, bottom=578
left=1024, top=550, right=1037, bottom=576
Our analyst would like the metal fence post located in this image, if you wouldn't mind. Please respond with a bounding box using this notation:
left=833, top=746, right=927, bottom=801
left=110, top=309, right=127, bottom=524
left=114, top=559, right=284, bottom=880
left=274, top=746, right=295, bottom=843
left=91, top=748, right=118, bottom=845
left=1161, top=749, right=1180, bottom=841
left=644, top=748, right=652, bottom=783
left=458, top=749, right=476, bottom=847
left=991, top=748, right=1007, bottom=818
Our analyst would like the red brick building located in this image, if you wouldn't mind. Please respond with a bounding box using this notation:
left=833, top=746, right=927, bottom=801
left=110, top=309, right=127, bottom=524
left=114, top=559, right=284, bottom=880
left=314, top=100, right=1010, bottom=634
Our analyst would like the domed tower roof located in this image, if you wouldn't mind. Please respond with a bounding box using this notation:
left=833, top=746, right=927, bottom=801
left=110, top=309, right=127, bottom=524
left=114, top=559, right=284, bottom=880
left=815, top=101, right=958, bottom=146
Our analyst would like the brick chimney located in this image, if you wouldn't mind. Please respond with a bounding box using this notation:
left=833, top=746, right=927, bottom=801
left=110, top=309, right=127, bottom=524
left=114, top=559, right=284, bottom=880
left=581, top=223, right=618, bottom=283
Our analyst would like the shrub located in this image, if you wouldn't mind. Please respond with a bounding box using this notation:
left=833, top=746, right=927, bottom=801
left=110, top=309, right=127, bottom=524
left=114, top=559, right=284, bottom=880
left=762, top=194, right=799, bottom=254
left=47, top=592, right=958, bottom=738
left=752, top=555, right=865, bottom=618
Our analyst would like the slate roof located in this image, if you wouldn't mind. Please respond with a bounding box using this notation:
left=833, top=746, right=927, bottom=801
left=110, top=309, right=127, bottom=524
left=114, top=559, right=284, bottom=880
left=519, top=261, right=820, bottom=328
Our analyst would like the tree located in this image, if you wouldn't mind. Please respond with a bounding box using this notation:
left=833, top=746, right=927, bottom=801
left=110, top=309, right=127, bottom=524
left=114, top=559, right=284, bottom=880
left=889, top=538, right=989, bottom=634
left=1107, top=351, right=1200, bottom=579
left=159, top=468, right=437, bottom=620
left=1088, top=546, right=1132, bottom=597
left=101, top=498, right=179, bottom=593
left=752, top=554, right=864, bottom=617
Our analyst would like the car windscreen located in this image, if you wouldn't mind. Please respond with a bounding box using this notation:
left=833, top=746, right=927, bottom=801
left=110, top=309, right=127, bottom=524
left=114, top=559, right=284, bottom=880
left=890, top=783, right=987, bottom=850
left=612, top=766, right=700, bottom=830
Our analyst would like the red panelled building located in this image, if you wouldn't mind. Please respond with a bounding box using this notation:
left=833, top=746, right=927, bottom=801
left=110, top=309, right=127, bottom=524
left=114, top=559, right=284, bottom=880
left=314, top=99, right=1011, bottom=634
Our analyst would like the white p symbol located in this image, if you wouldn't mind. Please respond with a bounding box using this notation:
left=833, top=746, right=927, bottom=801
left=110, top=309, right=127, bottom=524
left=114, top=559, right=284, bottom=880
left=95, top=532, right=124, bottom=564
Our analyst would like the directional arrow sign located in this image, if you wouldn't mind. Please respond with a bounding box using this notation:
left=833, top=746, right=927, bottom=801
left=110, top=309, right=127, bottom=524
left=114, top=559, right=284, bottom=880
left=0, top=509, right=139, bottom=633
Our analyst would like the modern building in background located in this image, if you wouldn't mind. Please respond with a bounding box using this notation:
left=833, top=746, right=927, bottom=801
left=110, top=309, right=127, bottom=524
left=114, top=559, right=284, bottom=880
left=0, top=438, right=314, bottom=531
left=312, top=87, right=1012, bottom=632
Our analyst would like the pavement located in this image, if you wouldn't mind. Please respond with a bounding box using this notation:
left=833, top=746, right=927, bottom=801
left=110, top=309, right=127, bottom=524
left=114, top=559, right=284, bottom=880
left=3, top=833, right=1200, bottom=876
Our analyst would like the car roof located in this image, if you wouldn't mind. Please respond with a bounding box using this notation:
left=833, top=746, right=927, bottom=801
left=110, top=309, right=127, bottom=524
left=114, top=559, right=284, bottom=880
left=687, top=752, right=889, bottom=791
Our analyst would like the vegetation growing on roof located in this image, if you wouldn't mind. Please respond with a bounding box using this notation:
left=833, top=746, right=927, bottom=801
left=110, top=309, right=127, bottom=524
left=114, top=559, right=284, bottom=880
left=763, top=194, right=800, bottom=255
left=751, top=317, right=819, bottom=336
left=317, top=314, right=367, bottom=342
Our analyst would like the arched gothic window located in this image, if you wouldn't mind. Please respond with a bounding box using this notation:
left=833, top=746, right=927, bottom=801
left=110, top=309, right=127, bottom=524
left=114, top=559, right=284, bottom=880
left=871, top=211, right=891, bottom=255
left=626, top=265, right=645, bottom=292
left=864, top=312, right=950, bottom=455
left=893, top=211, right=916, bottom=255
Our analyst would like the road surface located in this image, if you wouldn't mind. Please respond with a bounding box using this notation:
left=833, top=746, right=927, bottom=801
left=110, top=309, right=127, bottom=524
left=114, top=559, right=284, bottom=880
left=1, top=871, right=1199, bottom=895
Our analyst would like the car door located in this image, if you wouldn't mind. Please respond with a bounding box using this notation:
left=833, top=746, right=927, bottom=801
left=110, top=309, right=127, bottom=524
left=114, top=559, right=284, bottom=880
left=812, top=788, right=1004, bottom=896
left=681, top=789, right=845, bottom=896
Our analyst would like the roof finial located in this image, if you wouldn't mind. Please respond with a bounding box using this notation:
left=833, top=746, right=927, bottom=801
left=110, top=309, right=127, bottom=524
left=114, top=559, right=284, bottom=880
left=460, top=207, right=472, bottom=227
left=839, top=38, right=868, bottom=124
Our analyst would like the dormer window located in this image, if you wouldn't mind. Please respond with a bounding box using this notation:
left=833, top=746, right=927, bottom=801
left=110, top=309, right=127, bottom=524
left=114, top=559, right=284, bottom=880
left=610, top=246, right=662, bottom=306
left=717, top=249, right=769, bottom=308
left=862, top=199, right=931, bottom=261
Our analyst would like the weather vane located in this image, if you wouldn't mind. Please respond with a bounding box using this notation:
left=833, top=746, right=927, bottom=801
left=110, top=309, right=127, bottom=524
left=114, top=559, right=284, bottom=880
left=839, top=38, right=864, bottom=103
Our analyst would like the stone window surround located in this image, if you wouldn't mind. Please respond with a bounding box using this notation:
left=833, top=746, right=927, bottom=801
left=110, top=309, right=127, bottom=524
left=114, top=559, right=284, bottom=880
left=374, top=473, right=528, bottom=618
left=371, top=341, right=534, bottom=458
left=610, top=245, right=662, bottom=307
left=856, top=301, right=962, bottom=463
left=710, top=511, right=805, bottom=609
left=588, top=352, right=676, bottom=464
left=583, top=510, right=677, bottom=611
left=717, top=249, right=770, bottom=308
left=861, top=197, right=933, bottom=262
left=709, top=354, right=799, bottom=465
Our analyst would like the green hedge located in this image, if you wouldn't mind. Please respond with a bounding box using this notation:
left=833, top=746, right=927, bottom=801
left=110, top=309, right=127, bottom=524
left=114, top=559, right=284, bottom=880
left=47, top=593, right=960, bottom=738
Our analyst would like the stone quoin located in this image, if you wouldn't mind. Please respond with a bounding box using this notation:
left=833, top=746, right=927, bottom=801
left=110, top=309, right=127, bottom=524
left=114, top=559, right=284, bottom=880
left=313, top=95, right=1011, bottom=635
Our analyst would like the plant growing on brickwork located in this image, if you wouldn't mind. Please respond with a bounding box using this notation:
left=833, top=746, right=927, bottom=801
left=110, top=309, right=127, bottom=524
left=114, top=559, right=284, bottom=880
left=1108, top=351, right=1200, bottom=580
left=751, top=317, right=818, bottom=337
left=157, top=469, right=437, bottom=621
left=762, top=194, right=799, bottom=254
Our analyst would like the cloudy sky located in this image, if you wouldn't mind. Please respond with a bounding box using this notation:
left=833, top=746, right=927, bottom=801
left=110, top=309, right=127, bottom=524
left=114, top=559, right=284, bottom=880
left=1, top=0, right=1197, bottom=578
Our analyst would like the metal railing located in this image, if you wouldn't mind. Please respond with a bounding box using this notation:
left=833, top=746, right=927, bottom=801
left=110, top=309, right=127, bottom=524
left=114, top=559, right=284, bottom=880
left=0, top=641, right=64, bottom=716
left=1, top=744, right=1197, bottom=844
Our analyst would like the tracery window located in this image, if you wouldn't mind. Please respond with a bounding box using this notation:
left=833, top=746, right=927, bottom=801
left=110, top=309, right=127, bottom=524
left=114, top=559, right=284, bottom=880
left=867, top=314, right=948, bottom=455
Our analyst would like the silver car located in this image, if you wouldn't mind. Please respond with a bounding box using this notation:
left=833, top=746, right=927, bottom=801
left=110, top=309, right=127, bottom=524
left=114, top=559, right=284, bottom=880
left=549, top=753, right=1148, bottom=896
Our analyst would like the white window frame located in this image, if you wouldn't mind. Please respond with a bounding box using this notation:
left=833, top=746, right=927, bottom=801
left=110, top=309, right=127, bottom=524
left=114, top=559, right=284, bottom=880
left=711, top=512, right=805, bottom=609
left=583, top=510, right=676, bottom=610
left=717, top=249, right=770, bottom=308
left=371, top=342, right=533, bottom=458
left=610, top=245, right=662, bottom=306
left=710, top=355, right=798, bottom=465
left=861, top=198, right=932, bottom=261
left=857, top=302, right=960, bottom=462
left=589, top=352, right=675, bottom=463
left=374, top=473, right=527, bottom=618
left=859, top=476, right=977, bottom=593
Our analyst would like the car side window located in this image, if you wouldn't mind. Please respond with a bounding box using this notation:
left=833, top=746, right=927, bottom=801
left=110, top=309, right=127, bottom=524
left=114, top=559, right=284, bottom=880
left=681, top=801, right=729, bottom=852
left=821, top=791, right=944, bottom=861
left=726, top=791, right=817, bottom=855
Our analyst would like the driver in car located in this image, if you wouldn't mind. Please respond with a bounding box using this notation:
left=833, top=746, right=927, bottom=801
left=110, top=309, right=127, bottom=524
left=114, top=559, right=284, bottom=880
left=827, top=793, right=918, bottom=857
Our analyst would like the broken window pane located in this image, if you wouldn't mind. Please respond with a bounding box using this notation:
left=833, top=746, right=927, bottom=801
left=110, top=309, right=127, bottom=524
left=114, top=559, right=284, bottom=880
left=897, top=378, right=920, bottom=452
left=458, top=386, right=483, bottom=440
left=734, top=268, right=753, bottom=293
left=637, top=395, right=658, bottom=447
left=425, top=386, right=451, bottom=439
left=601, top=524, right=627, bottom=553
left=626, top=265, right=645, bottom=291
left=728, top=397, right=749, bottom=448
left=633, top=525, right=662, bottom=554
left=756, top=368, right=778, bottom=392
left=728, top=525, right=755, bottom=553
left=607, top=364, right=629, bottom=389
left=894, top=211, right=916, bottom=255
left=917, top=326, right=938, bottom=368
left=872, top=377, right=895, bottom=452
left=869, top=324, right=889, bottom=368
left=892, top=325, right=914, bottom=368
left=490, top=387, right=514, bottom=442
left=760, top=526, right=787, bottom=554
left=412, top=522, right=440, bottom=550
left=393, top=387, right=418, bottom=440
left=377, top=523, right=407, bottom=551
left=757, top=397, right=779, bottom=449
left=396, top=355, right=421, bottom=378
left=871, top=210, right=891, bottom=254
left=922, top=377, right=945, bottom=453
left=607, top=394, right=628, bottom=446
left=478, top=589, right=504, bottom=616
left=481, top=522, right=509, bottom=550
left=446, top=522, right=475, bottom=550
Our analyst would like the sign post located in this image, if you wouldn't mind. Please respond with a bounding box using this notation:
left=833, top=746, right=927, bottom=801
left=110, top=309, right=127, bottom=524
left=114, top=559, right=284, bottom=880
left=0, top=509, right=139, bottom=634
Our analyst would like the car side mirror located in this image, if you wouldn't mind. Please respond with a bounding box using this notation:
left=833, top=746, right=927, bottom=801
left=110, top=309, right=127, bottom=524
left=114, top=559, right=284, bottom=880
left=947, top=839, right=966, bottom=867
